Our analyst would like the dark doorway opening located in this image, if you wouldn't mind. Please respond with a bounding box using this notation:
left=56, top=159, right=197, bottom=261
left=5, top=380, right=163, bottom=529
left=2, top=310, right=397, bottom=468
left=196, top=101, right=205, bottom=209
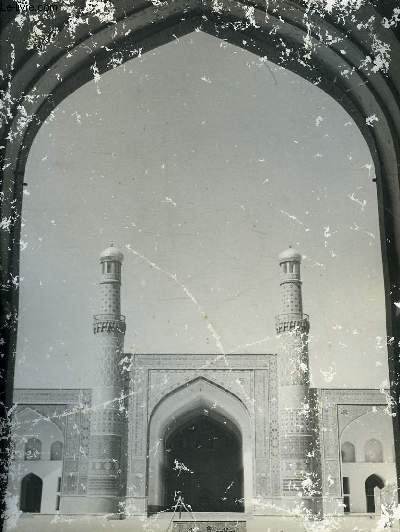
left=20, top=473, right=43, bottom=513
left=365, top=474, right=384, bottom=513
left=164, top=414, right=244, bottom=512
left=343, top=476, right=350, bottom=513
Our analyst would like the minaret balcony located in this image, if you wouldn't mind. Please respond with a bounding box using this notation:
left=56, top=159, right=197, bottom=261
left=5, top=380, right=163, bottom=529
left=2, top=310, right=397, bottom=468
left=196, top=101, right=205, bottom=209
left=93, top=314, right=126, bottom=334
left=100, top=273, right=121, bottom=283
left=280, top=274, right=302, bottom=282
left=275, top=313, right=309, bottom=333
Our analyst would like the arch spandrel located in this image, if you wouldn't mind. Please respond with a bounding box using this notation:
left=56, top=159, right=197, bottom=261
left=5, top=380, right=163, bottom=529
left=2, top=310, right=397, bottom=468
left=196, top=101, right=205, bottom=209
left=148, top=376, right=253, bottom=440
left=13, top=405, right=67, bottom=433
left=148, top=370, right=254, bottom=415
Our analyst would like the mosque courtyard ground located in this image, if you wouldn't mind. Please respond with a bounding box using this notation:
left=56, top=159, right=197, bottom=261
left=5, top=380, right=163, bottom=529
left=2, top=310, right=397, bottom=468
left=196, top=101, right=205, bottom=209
left=4, top=513, right=400, bottom=532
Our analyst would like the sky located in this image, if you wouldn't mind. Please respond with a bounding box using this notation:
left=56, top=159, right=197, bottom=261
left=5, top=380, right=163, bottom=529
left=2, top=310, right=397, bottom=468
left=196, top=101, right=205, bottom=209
left=14, top=31, right=388, bottom=389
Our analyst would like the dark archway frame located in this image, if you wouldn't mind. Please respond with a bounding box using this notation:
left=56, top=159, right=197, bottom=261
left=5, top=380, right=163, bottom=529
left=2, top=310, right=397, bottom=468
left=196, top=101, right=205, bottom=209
left=0, top=0, right=400, bottom=520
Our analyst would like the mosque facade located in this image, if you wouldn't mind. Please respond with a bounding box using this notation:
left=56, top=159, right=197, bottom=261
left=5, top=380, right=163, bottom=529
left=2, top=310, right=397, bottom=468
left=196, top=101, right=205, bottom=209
left=7, top=246, right=397, bottom=519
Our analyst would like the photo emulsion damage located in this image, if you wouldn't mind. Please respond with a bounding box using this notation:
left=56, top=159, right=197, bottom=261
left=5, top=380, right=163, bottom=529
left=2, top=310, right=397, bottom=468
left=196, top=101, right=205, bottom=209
left=1, top=3, right=400, bottom=532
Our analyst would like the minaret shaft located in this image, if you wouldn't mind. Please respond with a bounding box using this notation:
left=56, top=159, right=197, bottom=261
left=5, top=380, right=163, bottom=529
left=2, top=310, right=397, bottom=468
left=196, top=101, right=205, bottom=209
left=275, top=248, right=321, bottom=516
left=85, top=244, right=127, bottom=514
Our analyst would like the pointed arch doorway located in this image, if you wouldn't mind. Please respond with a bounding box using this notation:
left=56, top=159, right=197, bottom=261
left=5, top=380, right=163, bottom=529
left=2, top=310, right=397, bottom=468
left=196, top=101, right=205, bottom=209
left=20, top=473, right=42, bottom=513
left=147, top=378, right=252, bottom=514
left=365, top=474, right=384, bottom=513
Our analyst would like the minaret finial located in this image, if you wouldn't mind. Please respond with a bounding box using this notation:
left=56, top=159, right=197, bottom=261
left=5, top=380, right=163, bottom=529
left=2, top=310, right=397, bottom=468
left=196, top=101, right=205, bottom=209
left=100, top=243, right=124, bottom=263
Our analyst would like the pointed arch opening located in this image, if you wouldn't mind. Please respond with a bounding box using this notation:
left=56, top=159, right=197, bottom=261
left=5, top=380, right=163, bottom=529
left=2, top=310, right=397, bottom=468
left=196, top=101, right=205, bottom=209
left=147, top=378, right=252, bottom=514
left=365, top=474, right=384, bottom=513
left=20, top=473, right=42, bottom=513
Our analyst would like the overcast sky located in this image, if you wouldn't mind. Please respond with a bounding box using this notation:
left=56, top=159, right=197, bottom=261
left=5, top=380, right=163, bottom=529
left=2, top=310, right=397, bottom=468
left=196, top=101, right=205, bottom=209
left=14, top=31, right=387, bottom=389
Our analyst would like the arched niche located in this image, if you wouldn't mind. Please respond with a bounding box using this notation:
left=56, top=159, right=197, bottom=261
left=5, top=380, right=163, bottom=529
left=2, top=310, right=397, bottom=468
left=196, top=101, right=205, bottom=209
left=341, top=441, right=356, bottom=463
left=50, top=440, right=63, bottom=461
left=365, top=439, right=384, bottom=463
left=147, top=377, right=253, bottom=514
left=24, top=437, right=41, bottom=461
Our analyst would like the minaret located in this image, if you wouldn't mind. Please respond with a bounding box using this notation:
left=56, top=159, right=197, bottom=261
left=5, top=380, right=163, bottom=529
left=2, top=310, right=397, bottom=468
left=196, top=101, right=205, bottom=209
left=86, top=244, right=127, bottom=514
left=275, top=248, right=320, bottom=516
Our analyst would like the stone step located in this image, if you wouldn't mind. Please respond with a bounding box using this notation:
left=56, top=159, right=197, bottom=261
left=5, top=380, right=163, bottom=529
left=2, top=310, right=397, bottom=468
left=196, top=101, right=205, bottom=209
left=172, top=521, right=246, bottom=532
